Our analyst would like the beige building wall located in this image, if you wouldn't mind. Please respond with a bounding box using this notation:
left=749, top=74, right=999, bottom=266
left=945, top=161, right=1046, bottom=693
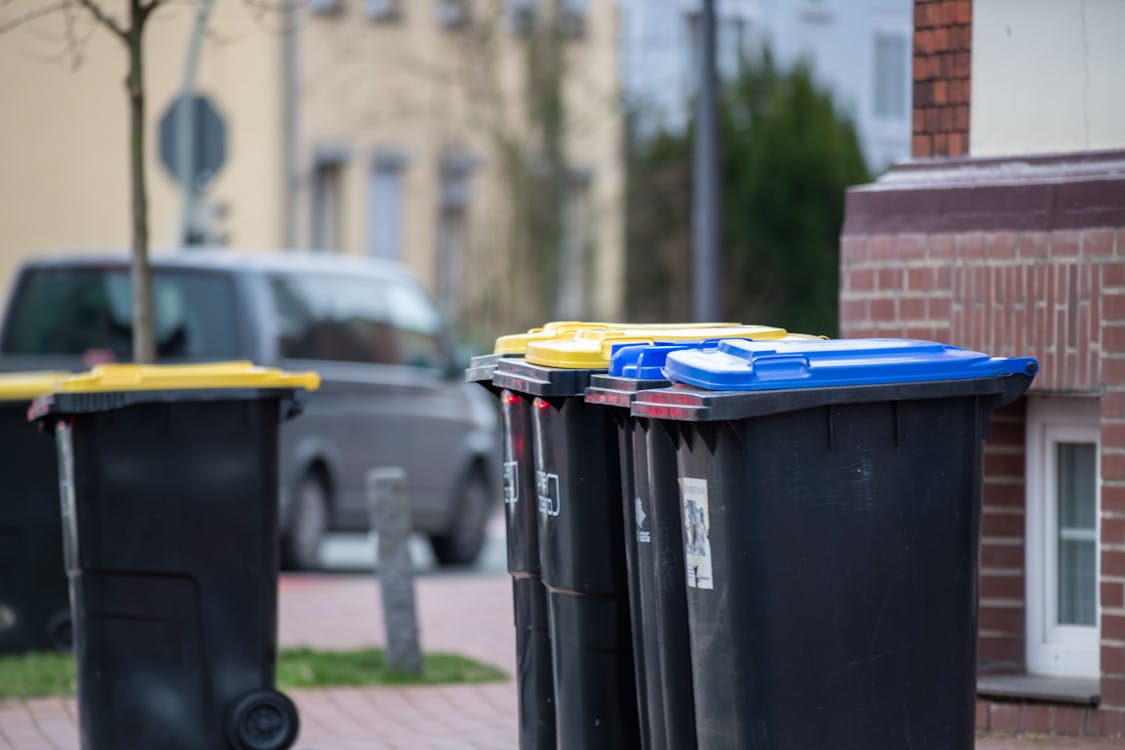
left=293, top=0, right=625, bottom=331
left=0, top=2, right=283, bottom=297
left=971, top=0, right=1125, bottom=156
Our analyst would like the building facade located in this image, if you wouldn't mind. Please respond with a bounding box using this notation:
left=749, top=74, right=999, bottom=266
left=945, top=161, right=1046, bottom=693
left=619, top=0, right=914, bottom=170
left=0, top=0, right=624, bottom=334
left=841, top=0, right=1125, bottom=737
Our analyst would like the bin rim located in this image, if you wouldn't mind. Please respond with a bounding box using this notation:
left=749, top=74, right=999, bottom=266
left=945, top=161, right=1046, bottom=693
left=524, top=325, right=789, bottom=369
left=49, top=361, right=320, bottom=394
left=631, top=372, right=1036, bottom=423
left=0, top=371, right=70, bottom=402
left=661, top=337, right=1037, bottom=392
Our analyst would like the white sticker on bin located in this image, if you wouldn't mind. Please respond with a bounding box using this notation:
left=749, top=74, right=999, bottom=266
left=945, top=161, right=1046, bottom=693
left=503, top=461, right=519, bottom=505
left=635, top=496, right=651, bottom=544
left=537, top=471, right=560, bottom=517
left=680, top=477, right=714, bottom=590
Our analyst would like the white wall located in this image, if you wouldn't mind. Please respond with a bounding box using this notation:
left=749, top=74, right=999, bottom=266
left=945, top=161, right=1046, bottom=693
left=971, top=0, right=1125, bottom=156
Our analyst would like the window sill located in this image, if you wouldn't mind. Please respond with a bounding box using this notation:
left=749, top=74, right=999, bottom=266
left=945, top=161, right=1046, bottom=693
left=978, top=674, right=1100, bottom=706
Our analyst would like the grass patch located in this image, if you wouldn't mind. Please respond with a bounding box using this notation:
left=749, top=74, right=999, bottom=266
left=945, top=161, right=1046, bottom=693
left=0, top=650, right=76, bottom=699
left=277, top=647, right=506, bottom=689
left=0, top=647, right=506, bottom=699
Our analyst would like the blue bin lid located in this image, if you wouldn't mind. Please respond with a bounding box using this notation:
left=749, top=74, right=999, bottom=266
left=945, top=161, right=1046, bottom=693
left=662, top=338, right=1038, bottom=391
left=609, top=343, right=694, bottom=380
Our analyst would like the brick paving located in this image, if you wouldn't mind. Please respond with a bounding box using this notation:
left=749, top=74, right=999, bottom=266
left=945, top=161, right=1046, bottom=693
left=1, top=570, right=1121, bottom=749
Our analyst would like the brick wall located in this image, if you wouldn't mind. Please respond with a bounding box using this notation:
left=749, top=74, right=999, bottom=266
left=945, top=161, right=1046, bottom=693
left=913, top=0, right=971, bottom=157
left=839, top=226, right=1125, bottom=723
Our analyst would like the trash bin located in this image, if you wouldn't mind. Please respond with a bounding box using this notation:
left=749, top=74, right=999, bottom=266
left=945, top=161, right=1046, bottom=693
left=0, top=372, right=70, bottom=654
left=585, top=335, right=823, bottom=750
left=495, top=325, right=788, bottom=750
left=630, top=338, right=1037, bottom=750
left=466, top=321, right=746, bottom=750
left=467, top=324, right=594, bottom=750
left=30, top=362, right=319, bottom=750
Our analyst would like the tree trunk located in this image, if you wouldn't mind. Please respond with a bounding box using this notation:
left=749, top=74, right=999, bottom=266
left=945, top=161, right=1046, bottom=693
left=127, top=4, right=156, bottom=364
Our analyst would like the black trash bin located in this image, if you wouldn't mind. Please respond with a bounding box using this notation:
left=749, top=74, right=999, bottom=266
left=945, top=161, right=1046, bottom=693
left=586, top=336, right=820, bottom=750
left=467, top=329, right=575, bottom=750
left=0, top=372, right=71, bottom=654
left=630, top=338, right=1037, bottom=750
left=494, top=325, right=787, bottom=750
left=30, top=362, right=319, bottom=750
left=492, top=355, right=638, bottom=750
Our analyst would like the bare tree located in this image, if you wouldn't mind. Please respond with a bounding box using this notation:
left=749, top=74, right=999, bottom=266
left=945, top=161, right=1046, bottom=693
left=2, top=0, right=175, bottom=363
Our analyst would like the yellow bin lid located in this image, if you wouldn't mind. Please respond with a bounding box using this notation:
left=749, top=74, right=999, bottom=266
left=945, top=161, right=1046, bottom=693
left=0, top=372, right=70, bottom=402
left=53, top=361, right=321, bottom=394
left=525, top=325, right=792, bottom=369
left=493, top=320, right=742, bottom=355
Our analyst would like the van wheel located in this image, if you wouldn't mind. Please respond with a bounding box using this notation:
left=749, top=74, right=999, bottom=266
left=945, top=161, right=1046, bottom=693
left=282, top=474, right=328, bottom=571
left=431, top=470, right=490, bottom=567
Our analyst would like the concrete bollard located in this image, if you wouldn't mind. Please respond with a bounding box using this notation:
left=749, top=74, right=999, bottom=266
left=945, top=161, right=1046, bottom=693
left=367, top=467, right=422, bottom=676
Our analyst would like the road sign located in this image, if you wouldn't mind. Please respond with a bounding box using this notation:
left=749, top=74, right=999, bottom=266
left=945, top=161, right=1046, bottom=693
left=159, top=94, right=226, bottom=191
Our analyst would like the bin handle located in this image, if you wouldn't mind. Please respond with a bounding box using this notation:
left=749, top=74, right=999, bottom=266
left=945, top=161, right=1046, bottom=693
left=751, top=353, right=810, bottom=380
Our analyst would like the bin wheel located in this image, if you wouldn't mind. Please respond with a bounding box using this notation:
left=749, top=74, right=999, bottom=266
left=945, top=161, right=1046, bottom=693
left=431, top=469, right=491, bottom=566
left=282, top=473, right=328, bottom=571
left=226, top=689, right=300, bottom=750
left=44, top=610, right=72, bottom=651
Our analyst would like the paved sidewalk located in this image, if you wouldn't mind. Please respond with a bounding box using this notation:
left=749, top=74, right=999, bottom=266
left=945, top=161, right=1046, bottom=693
left=2, top=571, right=1121, bottom=749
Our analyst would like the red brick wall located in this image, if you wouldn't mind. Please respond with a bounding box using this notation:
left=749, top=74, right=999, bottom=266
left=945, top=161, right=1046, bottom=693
left=840, top=227, right=1125, bottom=718
left=913, top=0, right=971, bottom=157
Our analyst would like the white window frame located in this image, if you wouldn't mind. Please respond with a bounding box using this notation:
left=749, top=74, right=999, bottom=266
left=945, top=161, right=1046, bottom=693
left=1025, top=396, right=1101, bottom=679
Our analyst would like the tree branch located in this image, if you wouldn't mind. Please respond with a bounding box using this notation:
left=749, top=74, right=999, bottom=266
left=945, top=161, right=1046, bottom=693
left=74, top=0, right=126, bottom=39
left=0, top=1, right=70, bottom=36
left=139, top=0, right=170, bottom=23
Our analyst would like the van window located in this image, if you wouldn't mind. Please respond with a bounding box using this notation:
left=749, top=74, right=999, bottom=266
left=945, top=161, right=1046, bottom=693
left=2, top=267, right=240, bottom=360
left=386, top=281, right=445, bottom=369
left=270, top=274, right=395, bottom=364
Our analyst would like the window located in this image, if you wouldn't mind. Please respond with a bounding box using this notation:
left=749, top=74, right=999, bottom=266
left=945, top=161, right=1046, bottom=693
left=2, top=268, right=240, bottom=361
left=508, top=0, right=534, bottom=34
left=385, top=281, right=445, bottom=369
left=366, top=0, right=400, bottom=21
left=369, top=153, right=408, bottom=260
left=309, top=0, right=342, bottom=15
left=561, top=0, right=586, bottom=36
left=270, top=274, right=395, bottom=364
left=438, top=0, right=469, bottom=28
left=1026, top=397, right=1101, bottom=679
left=437, top=155, right=477, bottom=316
left=311, top=151, right=347, bottom=252
left=873, top=32, right=908, bottom=121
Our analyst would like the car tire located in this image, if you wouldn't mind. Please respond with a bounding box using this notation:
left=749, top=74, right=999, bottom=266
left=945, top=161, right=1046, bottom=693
left=282, top=473, right=328, bottom=571
left=431, top=469, right=491, bottom=567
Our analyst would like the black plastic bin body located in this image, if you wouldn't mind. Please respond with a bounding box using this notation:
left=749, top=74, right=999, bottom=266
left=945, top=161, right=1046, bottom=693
left=586, top=374, right=697, bottom=750
left=0, top=400, right=70, bottom=653
left=492, top=358, right=640, bottom=750
left=632, top=369, right=1035, bottom=750
left=467, top=353, right=555, bottom=750
left=33, top=382, right=308, bottom=750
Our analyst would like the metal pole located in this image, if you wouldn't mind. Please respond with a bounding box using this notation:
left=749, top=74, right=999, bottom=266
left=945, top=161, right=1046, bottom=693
left=281, top=0, right=299, bottom=249
left=693, top=0, right=720, bottom=321
left=175, top=0, right=217, bottom=248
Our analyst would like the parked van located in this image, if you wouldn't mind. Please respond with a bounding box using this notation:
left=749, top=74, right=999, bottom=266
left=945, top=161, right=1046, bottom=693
left=0, top=251, right=500, bottom=569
